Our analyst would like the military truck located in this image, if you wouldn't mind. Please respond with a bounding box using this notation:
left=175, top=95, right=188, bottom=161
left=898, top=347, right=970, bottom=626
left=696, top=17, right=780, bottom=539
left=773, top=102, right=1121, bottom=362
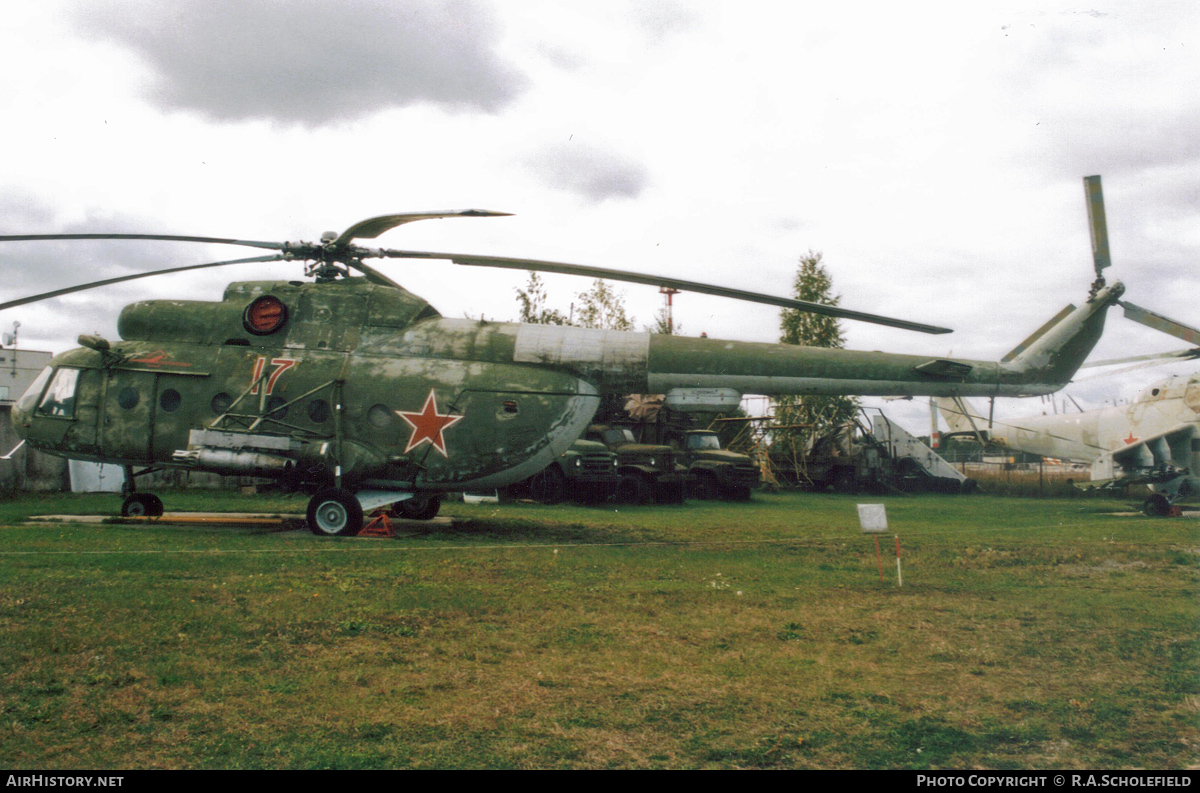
left=514, top=439, right=620, bottom=504
left=584, top=424, right=691, bottom=504
left=663, top=428, right=760, bottom=500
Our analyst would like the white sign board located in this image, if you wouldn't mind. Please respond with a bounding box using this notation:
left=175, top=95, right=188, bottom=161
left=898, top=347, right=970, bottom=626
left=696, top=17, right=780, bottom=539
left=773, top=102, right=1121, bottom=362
left=857, top=503, right=888, bottom=533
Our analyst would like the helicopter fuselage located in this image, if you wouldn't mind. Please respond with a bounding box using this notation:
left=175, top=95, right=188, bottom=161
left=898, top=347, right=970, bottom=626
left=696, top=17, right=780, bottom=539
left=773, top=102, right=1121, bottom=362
left=12, top=277, right=1122, bottom=500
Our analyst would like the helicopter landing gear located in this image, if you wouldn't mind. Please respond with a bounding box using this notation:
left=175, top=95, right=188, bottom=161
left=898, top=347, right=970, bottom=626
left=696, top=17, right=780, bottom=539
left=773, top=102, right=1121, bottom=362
left=1142, top=493, right=1174, bottom=517
left=121, top=493, right=164, bottom=517
left=306, top=488, right=364, bottom=536
left=392, top=495, right=441, bottom=521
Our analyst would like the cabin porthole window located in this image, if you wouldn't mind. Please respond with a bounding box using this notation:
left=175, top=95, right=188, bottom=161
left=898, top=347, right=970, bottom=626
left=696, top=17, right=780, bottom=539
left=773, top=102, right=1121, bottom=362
left=118, top=387, right=140, bottom=410
left=308, top=399, right=331, bottom=423
left=211, top=392, right=233, bottom=415
left=159, top=388, right=182, bottom=413
left=265, top=396, right=288, bottom=419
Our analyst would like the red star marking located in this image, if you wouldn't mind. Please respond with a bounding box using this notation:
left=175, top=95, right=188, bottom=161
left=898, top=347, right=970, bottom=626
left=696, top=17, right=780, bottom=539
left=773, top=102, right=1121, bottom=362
left=1123, top=432, right=1139, bottom=446
left=396, top=390, right=464, bottom=458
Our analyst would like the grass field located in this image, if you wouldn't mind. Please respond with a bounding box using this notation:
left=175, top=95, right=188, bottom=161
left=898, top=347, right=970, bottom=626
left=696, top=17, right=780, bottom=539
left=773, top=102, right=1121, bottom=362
left=0, top=489, right=1196, bottom=769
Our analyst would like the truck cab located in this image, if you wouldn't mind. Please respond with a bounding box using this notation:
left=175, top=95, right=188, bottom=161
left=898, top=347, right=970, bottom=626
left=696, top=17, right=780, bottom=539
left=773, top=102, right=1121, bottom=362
left=584, top=424, right=691, bottom=504
left=666, top=429, right=760, bottom=500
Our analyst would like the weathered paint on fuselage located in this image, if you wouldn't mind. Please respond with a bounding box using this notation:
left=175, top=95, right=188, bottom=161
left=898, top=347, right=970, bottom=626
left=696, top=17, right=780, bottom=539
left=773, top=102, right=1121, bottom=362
left=15, top=278, right=598, bottom=492
left=13, top=277, right=1123, bottom=494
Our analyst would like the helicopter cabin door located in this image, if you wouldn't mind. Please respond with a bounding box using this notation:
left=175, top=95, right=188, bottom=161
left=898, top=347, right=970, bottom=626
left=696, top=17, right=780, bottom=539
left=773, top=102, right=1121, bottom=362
left=101, top=365, right=208, bottom=464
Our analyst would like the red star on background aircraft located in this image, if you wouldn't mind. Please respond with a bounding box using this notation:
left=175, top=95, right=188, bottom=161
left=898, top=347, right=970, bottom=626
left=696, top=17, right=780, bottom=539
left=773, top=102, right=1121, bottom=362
left=396, top=390, right=464, bottom=457
left=1123, top=432, right=1139, bottom=445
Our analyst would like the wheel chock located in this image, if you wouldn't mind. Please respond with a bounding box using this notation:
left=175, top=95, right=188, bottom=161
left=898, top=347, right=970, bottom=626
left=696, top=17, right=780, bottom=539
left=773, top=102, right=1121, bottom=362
left=359, top=510, right=396, bottom=538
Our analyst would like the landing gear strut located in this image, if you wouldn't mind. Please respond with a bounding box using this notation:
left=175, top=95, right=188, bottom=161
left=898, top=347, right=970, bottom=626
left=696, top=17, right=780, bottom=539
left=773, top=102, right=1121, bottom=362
left=120, top=466, right=163, bottom=516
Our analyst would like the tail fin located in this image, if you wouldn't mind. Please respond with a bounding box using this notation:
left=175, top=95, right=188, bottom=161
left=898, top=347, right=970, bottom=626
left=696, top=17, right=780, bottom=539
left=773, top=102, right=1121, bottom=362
left=1000, top=281, right=1124, bottom=389
left=933, top=397, right=990, bottom=442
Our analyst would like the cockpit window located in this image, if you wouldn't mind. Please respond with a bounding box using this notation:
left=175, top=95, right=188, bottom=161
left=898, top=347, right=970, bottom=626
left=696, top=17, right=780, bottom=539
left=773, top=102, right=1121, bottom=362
left=686, top=433, right=722, bottom=451
left=36, top=368, right=80, bottom=418
left=16, top=366, right=52, bottom=414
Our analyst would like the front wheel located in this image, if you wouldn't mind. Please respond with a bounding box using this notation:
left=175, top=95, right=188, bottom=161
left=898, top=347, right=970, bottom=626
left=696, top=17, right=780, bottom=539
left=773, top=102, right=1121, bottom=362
left=121, top=493, right=164, bottom=517
left=307, top=488, right=364, bottom=536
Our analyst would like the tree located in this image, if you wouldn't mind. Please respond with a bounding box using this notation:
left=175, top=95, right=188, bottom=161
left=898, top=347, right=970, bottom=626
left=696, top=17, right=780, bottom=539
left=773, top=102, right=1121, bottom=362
left=515, top=272, right=572, bottom=325
left=574, top=279, right=634, bottom=331
left=646, top=304, right=681, bottom=335
left=775, top=251, right=859, bottom=436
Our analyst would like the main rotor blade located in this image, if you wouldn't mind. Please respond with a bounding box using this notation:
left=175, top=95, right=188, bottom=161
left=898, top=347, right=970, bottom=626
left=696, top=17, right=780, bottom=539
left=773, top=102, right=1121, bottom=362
left=378, top=249, right=952, bottom=334
left=0, top=233, right=282, bottom=251
left=1119, top=300, right=1200, bottom=345
left=1084, top=175, right=1112, bottom=276
left=0, top=254, right=285, bottom=311
left=333, top=210, right=513, bottom=248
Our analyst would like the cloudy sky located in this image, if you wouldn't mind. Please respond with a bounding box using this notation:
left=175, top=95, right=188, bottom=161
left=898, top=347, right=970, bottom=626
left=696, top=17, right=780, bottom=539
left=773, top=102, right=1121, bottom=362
left=1, top=0, right=1196, bottom=429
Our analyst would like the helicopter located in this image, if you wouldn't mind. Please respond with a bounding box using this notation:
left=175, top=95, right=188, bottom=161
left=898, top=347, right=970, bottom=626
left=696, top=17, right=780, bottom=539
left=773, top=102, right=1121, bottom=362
left=932, top=175, right=1200, bottom=516
left=0, top=188, right=1134, bottom=536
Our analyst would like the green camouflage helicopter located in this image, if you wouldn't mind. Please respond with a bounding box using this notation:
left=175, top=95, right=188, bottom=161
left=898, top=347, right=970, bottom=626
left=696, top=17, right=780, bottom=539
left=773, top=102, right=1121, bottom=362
left=0, top=204, right=1128, bottom=535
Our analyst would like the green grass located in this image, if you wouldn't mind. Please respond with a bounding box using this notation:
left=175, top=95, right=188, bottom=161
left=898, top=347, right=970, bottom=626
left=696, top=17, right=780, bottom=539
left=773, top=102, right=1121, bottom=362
left=0, top=489, right=1195, bottom=768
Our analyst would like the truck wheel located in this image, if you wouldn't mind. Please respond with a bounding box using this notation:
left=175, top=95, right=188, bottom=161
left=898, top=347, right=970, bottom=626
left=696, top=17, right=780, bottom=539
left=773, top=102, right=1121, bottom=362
left=655, top=480, right=687, bottom=505
left=529, top=466, right=566, bottom=504
left=831, top=468, right=858, bottom=494
left=395, top=495, right=441, bottom=521
left=727, top=486, right=753, bottom=501
left=617, top=474, right=651, bottom=505
left=689, top=472, right=719, bottom=501
left=307, top=488, right=364, bottom=536
left=121, top=493, right=164, bottom=517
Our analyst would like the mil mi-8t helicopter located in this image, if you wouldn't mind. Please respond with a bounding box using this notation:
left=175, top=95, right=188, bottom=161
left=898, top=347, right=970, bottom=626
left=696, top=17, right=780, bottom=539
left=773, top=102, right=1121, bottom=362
left=0, top=188, right=1134, bottom=535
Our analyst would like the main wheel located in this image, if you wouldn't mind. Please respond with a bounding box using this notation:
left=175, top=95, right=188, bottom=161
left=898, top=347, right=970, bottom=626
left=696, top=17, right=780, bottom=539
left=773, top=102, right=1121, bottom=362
left=395, top=495, right=441, bottom=521
left=121, top=493, right=164, bottom=517
left=1142, top=493, right=1171, bottom=518
left=307, top=488, right=364, bottom=536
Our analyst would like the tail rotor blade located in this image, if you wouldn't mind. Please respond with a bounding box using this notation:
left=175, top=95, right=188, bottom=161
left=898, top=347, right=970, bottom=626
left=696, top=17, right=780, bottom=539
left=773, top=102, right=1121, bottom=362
left=1084, top=175, right=1112, bottom=276
left=1119, top=300, right=1200, bottom=346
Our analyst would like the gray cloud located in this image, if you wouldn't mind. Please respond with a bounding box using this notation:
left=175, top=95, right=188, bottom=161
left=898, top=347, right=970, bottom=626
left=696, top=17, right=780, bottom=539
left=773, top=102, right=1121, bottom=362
left=523, top=142, right=650, bottom=202
left=0, top=201, right=269, bottom=301
left=629, top=0, right=701, bottom=42
left=70, top=0, right=529, bottom=126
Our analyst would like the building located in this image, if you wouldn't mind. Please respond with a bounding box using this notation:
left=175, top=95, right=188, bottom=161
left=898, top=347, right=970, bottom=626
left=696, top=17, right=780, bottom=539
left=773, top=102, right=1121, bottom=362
left=0, top=349, right=70, bottom=492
